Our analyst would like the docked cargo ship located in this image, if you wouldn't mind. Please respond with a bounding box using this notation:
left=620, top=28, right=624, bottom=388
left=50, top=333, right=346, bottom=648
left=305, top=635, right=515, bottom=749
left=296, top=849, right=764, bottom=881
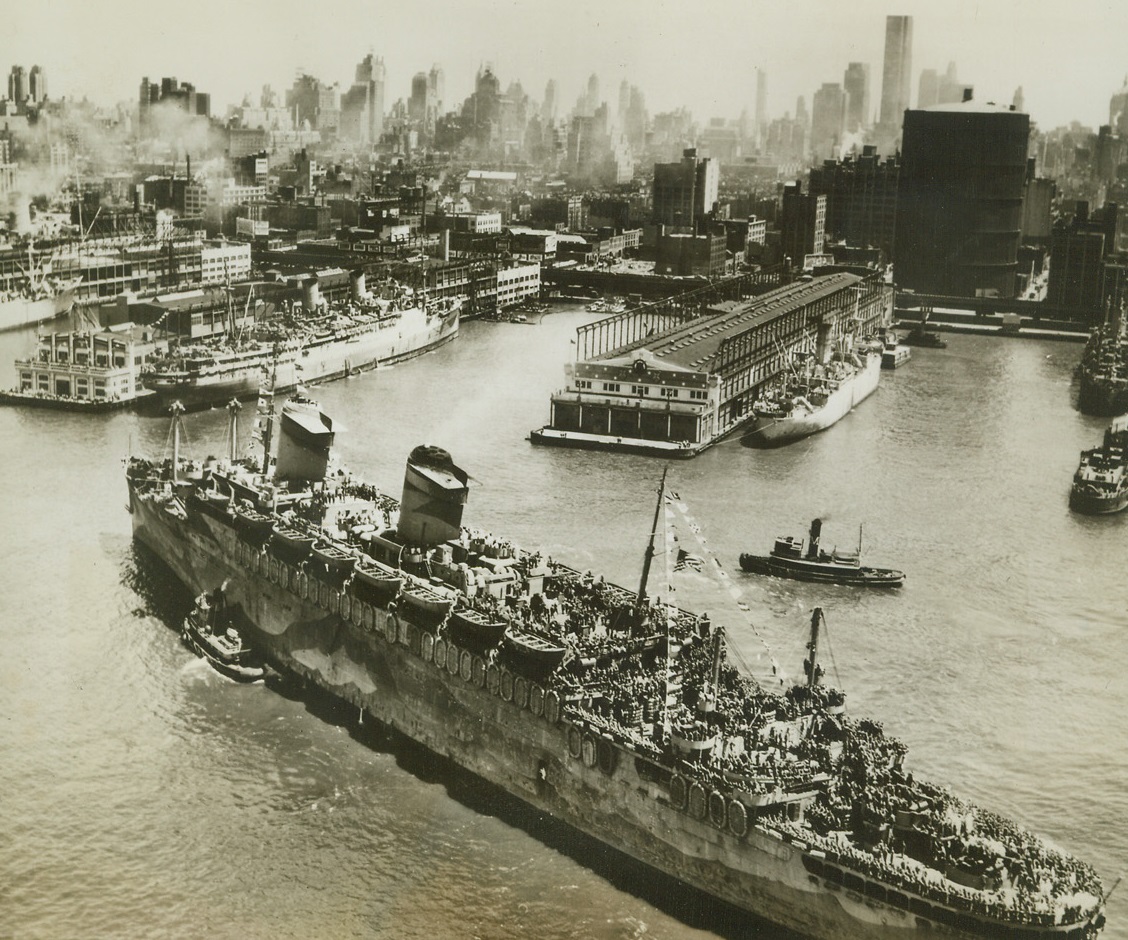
left=745, top=348, right=881, bottom=447
left=142, top=277, right=460, bottom=410
left=1069, top=415, right=1128, bottom=515
left=739, top=518, right=905, bottom=587
left=1077, top=320, right=1128, bottom=417
left=125, top=401, right=1105, bottom=940
left=0, top=272, right=80, bottom=332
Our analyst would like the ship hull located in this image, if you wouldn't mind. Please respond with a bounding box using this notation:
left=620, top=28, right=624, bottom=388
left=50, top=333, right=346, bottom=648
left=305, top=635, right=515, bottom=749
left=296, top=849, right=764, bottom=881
left=1077, top=368, right=1128, bottom=417
left=145, top=307, right=459, bottom=410
left=0, top=283, right=78, bottom=332
left=128, top=490, right=1089, bottom=940
left=1069, top=487, right=1128, bottom=514
left=746, top=354, right=881, bottom=447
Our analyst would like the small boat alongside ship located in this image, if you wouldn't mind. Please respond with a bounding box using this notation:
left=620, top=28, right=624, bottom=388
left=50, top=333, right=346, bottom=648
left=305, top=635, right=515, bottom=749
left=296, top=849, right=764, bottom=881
left=744, top=346, right=881, bottom=447
left=881, top=330, right=912, bottom=370
left=181, top=589, right=265, bottom=682
left=1069, top=414, right=1128, bottom=514
left=739, top=518, right=905, bottom=587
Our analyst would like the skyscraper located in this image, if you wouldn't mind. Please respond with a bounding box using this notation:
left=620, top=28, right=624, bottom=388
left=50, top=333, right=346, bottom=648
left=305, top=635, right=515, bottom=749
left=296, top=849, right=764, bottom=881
left=7, top=66, right=27, bottom=105
left=28, top=65, right=46, bottom=103
left=755, top=69, right=768, bottom=147
left=843, top=62, right=870, bottom=132
left=895, top=99, right=1029, bottom=298
left=811, top=83, right=847, bottom=162
left=879, top=15, right=913, bottom=127
left=542, top=80, right=557, bottom=123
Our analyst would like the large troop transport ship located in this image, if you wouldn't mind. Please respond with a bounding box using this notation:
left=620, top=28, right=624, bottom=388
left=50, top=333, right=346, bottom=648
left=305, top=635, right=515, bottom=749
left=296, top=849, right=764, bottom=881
left=125, top=398, right=1107, bottom=940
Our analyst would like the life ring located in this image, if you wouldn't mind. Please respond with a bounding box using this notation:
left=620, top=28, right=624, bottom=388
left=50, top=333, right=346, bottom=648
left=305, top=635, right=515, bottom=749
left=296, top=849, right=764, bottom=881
left=528, top=683, right=544, bottom=717
left=329, top=589, right=340, bottom=615
left=544, top=690, right=561, bottom=725
left=434, top=637, right=448, bottom=670
left=299, top=571, right=309, bottom=600
left=398, top=618, right=410, bottom=646
left=688, top=782, right=707, bottom=820
left=362, top=602, right=374, bottom=632
left=408, top=625, right=421, bottom=656
left=728, top=799, right=749, bottom=838
left=420, top=631, right=434, bottom=663
left=384, top=613, right=399, bottom=645
left=669, top=774, right=688, bottom=810
left=708, top=790, right=727, bottom=829
left=269, top=558, right=280, bottom=584
left=597, top=737, right=617, bottom=776
left=472, top=656, right=486, bottom=688
left=513, top=676, right=529, bottom=709
left=486, top=662, right=500, bottom=695
left=500, top=669, right=514, bottom=702
left=340, top=594, right=351, bottom=621
left=567, top=725, right=583, bottom=759
left=581, top=733, right=597, bottom=768
left=459, top=650, right=473, bottom=682
left=446, top=642, right=460, bottom=675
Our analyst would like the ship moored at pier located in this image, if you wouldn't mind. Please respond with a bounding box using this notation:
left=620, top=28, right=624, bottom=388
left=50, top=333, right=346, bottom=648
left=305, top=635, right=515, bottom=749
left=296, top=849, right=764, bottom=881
left=1077, top=316, right=1128, bottom=417
left=124, top=395, right=1105, bottom=940
left=142, top=274, right=460, bottom=410
left=531, top=272, right=892, bottom=458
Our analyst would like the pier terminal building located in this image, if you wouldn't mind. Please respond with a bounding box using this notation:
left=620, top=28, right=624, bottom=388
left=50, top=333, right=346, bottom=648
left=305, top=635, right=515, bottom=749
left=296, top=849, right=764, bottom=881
left=530, top=271, right=890, bottom=457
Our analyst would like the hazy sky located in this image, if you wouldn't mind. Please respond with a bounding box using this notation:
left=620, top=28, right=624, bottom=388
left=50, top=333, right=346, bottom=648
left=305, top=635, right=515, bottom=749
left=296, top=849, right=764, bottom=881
left=8, top=0, right=1127, bottom=131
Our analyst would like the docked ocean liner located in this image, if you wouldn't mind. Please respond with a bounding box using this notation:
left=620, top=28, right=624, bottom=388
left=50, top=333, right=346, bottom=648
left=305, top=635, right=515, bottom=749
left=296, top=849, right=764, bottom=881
left=0, top=249, right=80, bottom=332
left=142, top=274, right=460, bottom=410
left=125, top=402, right=1105, bottom=940
left=745, top=345, right=881, bottom=446
left=1077, top=318, right=1128, bottom=417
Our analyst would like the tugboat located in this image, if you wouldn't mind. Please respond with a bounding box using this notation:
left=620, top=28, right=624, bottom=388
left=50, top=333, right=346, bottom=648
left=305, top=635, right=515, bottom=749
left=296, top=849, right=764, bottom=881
left=739, top=518, right=905, bottom=587
left=881, top=330, right=912, bottom=370
left=181, top=587, right=265, bottom=682
left=1070, top=414, right=1128, bottom=514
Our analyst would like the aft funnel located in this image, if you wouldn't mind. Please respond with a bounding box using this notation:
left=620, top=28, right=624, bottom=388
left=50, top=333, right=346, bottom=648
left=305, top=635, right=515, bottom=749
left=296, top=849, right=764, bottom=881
left=399, top=445, right=469, bottom=547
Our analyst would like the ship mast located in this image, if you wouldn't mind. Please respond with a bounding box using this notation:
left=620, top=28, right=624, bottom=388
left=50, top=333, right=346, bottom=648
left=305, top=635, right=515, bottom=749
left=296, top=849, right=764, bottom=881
left=805, top=607, right=825, bottom=688
left=169, top=400, right=185, bottom=482
left=227, top=398, right=241, bottom=463
left=635, top=466, right=668, bottom=617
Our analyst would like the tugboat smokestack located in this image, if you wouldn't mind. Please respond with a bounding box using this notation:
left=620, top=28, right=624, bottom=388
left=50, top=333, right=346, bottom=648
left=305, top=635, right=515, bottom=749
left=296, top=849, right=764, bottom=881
left=807, top=518, right=822, bottom=560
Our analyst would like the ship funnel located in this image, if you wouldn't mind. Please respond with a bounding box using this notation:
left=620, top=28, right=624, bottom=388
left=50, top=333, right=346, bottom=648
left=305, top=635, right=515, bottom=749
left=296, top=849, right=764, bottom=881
left=807, top=518, right=822, bottom=560
left=398, top=445, right=469, bottom=548
left=301, top=278, right=322, bottom=313
left=274, top=397, right=334, bottom=483
left=350, top=269, right=367, bottom=302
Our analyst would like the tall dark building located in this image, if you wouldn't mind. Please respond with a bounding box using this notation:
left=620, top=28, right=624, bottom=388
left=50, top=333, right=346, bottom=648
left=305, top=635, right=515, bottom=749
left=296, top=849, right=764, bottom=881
left=780, top=181, right=826, bottom=267
left=894, top=100, right=1029, bottom=298
left=809, top=145, right=899, bottom=255
left=652, top=148, right=719, bottom=228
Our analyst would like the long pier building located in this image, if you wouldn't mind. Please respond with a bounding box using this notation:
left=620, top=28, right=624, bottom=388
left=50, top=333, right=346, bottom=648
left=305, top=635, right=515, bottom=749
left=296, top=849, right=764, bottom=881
left=530, top=271, right=891, bottom=457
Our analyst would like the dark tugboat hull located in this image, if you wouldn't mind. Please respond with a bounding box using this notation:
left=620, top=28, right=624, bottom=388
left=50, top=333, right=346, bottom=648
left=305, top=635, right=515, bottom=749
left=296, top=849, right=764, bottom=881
left=739, top=554, right=905, bottom=587
left=1069, top=489, right=1128, bottom=515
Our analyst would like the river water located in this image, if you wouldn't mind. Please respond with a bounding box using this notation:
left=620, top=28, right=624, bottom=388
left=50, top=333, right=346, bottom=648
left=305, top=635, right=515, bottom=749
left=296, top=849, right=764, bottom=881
left=1, top=308, right=1124, bottom=940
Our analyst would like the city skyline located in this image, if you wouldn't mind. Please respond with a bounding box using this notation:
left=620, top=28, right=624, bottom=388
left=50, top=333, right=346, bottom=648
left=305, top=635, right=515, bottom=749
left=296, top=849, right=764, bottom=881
left=6, top=0, right=1128, bottom=132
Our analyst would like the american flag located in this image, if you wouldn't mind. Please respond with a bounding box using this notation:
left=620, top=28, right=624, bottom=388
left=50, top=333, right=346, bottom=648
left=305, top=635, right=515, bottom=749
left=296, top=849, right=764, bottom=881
left=674, top=548, right=704, bottom=573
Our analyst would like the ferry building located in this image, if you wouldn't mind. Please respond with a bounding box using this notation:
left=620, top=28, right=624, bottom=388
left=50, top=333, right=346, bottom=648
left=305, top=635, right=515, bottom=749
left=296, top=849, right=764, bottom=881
left=530, top=271, right=890, bottom=457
